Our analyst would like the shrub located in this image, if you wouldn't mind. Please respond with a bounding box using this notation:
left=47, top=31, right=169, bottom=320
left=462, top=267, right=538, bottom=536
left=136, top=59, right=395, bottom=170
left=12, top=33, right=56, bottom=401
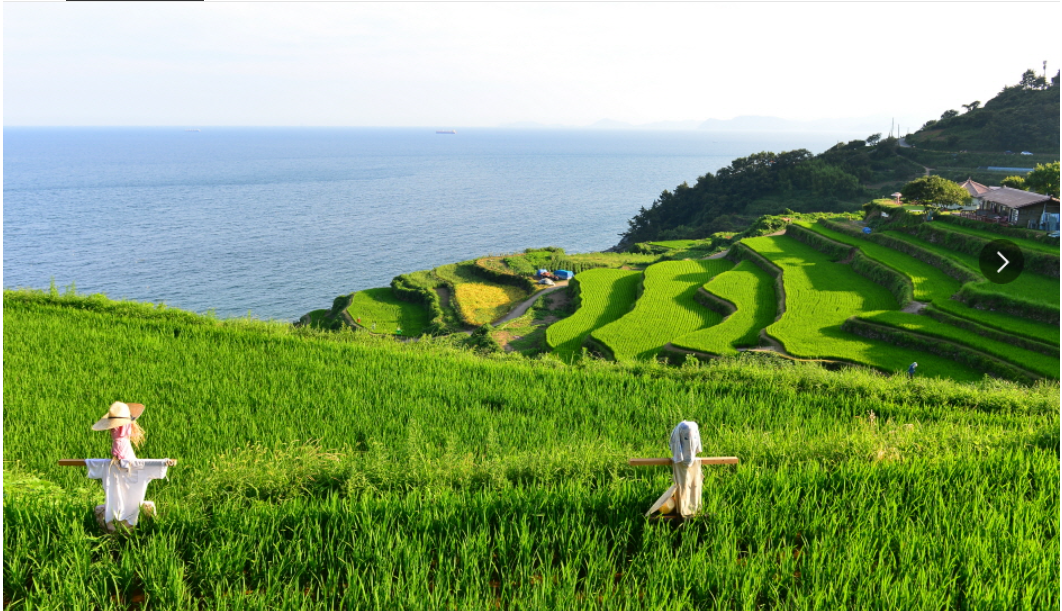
left=391, top=273, right=447, bottom=334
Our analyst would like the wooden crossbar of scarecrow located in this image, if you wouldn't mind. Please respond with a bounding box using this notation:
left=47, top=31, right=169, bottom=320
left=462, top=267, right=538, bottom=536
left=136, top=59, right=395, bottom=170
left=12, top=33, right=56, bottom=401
left=629, top=421, right=739, bottom=518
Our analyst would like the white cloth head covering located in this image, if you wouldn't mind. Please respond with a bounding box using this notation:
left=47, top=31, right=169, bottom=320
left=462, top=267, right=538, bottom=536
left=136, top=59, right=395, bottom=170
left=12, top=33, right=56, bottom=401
left=669, top=421, right=702, bottom=467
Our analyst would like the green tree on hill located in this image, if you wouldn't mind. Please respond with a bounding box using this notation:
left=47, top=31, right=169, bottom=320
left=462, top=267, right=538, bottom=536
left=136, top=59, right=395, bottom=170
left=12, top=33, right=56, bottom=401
left=1026, top=162, right=1060, bottom=198
left=1001, top=175, right=1026, bottom=190
left=900, top=176, right=970, bottom=210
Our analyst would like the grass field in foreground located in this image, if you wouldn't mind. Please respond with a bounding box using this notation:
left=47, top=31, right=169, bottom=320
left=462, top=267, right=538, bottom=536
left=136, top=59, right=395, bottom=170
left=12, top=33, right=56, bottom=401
left=671, top=260, right=776, bottom=356
left=3, top=290, right=1058, bottom=609
left=857, top=311, right=1060, bottom=379
left=545, top=269, right=641, bottom=362
left=346, top=288, right=429, bottom=336
left=742, top=236, right=982, bottom=381
left=592, top=260, right=733, bottom=360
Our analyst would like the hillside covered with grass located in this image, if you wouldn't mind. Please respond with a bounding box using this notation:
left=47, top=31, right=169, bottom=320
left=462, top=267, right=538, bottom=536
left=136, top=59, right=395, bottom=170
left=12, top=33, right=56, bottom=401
left=4, top=289, right=1059, bottom=609
left=905, top=69, right=1060, bottom=153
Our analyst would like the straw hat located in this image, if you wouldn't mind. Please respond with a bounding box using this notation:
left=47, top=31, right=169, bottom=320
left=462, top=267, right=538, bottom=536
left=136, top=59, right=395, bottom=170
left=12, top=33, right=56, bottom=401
left=91, top=402, right=146, bottom=431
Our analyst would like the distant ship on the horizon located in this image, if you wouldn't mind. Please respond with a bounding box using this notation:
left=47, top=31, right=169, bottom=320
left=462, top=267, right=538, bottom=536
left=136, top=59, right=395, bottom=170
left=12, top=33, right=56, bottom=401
left=436, top=129, right=457, bottom=135
left=184, top=128, right=201, bottom=132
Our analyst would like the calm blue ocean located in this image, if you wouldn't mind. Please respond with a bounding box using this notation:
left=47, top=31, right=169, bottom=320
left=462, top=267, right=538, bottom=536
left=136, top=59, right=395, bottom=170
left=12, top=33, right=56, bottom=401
left=4, top=127, right=861, bottom=320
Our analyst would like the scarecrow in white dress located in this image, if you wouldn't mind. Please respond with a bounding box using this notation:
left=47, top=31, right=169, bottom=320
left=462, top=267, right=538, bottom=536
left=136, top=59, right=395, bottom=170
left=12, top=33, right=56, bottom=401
left=89, top=402, right=176, bottom=532
left=646, top=421, right=704, bottom=518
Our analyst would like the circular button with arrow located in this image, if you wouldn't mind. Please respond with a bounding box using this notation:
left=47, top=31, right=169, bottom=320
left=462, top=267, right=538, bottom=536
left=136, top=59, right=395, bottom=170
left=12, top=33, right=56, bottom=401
left=978, top=239, right=1023, bottom=284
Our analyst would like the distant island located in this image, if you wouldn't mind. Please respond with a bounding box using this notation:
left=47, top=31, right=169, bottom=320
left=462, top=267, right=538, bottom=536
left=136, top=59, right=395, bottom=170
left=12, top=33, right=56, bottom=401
left=499, top=114, right=924, bottom=133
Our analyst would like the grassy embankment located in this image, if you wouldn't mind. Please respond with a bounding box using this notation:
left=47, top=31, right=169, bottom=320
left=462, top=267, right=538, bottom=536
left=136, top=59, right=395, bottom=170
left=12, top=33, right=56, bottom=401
left=4, top=289, right=1059, bottom=609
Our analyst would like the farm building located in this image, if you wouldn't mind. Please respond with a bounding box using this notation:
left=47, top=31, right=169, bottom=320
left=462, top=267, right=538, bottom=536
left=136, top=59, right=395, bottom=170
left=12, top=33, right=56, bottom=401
left=958, top=178, right=991, bottom=209
left=555, top=270, right=575, bottom=280
left=972, top=186, right=1060, bottom=229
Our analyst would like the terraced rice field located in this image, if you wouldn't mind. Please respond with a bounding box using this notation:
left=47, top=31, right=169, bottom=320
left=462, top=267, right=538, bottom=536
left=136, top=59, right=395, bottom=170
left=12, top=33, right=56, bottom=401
left=935, top=219, right=1060, bottom=254
left=857, top=311, right=1060, bottom=379
left=346, top=288, right=430, bottom=336
left=805, top=220, right=1061, bottom=347
left=545, top=269, right=641, bottom=362
left=931, top=299, right=1060, bottom=346
left=743, top=236, right=982, bottom=380
left=882, top=232, right=1060, bottom=309
left=454, top=283, right=527, bottom=325
left=647, top=240, right=702, bottom=250
left=801, top=221, right=960, bottom=303
left=671, top=261, right=776, bottom=356
left=592, top=260, right=732, bottom=360
left=435, top=263, right=530, bottom=326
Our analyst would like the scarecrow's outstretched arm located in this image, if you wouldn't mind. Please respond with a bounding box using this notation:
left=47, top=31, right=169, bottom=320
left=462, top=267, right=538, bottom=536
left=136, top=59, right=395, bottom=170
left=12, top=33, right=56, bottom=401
left=58, top=459, right=178, bottom=466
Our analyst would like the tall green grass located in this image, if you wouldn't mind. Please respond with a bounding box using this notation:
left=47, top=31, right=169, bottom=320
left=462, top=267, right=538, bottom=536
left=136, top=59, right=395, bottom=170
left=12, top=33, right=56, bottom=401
left=592, top=260, right=733, bottom=360
left=4, top=290, right=1059, bottom=609
left=671, top=261, right=776, bottom=356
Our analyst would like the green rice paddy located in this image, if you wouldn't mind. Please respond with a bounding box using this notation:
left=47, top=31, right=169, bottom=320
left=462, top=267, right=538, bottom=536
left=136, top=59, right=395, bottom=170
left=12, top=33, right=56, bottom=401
left=857, top=311, right=1060, bottom=379
left=801, top=221, right=960, bottom=303
left=742, top=236, right=982, bottom=380
left=881, top=232, right=1060, bottom=310
left=935, top=219, right=1060, bottom=255
left=670, top=260, right=776, bottom=356
left=545, top=269, right=642, bottom=362
left=592, top=260, right=733, bottom=360
left=347, top=288, right=429, bottom=336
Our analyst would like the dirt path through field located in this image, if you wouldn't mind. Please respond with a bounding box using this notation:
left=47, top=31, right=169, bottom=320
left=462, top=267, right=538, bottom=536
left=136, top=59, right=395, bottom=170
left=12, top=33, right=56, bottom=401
left=902, top=300, right=928, bottom=314
left=434, top=285, right=452, bottom=309
left=493, top=281, right=569, bottom=325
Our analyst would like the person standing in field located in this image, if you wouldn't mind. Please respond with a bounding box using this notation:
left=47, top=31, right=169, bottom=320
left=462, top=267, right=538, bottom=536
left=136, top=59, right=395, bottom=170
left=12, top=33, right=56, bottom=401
left=907, top=362, right=918, bottom=379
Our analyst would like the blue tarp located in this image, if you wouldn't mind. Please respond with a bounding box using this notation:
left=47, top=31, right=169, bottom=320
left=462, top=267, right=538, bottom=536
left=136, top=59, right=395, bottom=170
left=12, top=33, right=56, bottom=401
left=555, top=270, right=574, bottom=280
left=536, top=269, right=549, bottom=277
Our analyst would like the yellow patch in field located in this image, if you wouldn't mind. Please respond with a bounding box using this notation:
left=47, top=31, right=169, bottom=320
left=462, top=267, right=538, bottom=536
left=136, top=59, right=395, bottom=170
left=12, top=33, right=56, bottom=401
left=455, top=283, right=526, bottom=325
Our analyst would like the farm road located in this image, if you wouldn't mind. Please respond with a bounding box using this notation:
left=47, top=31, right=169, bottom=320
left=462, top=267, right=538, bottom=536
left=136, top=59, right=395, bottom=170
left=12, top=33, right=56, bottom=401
left=493, top=281, right=569, bottom=325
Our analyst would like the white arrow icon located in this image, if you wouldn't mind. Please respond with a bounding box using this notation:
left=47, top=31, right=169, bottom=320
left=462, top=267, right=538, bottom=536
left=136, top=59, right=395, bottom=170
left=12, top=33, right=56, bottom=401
left=996, top=251, right=1009, bottom=273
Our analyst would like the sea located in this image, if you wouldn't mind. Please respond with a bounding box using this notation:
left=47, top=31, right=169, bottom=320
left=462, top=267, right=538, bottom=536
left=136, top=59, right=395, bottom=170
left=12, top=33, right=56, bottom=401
left=4, top=127, right=865, bottom=320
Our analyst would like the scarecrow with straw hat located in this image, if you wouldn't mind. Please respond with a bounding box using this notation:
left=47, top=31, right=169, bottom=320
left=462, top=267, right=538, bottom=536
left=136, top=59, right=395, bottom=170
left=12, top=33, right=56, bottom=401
left=86, top=401, right=176, bottom=532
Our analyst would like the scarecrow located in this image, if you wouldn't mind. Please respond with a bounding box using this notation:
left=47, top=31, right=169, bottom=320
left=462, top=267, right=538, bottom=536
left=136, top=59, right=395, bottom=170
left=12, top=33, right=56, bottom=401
left=646, top=421, right=704, bottom=517
left=86, top=402, right=176, bottom=532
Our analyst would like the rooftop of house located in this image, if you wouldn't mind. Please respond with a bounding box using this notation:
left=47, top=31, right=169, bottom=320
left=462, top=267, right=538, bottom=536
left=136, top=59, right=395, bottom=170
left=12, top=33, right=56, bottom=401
left=978, top=186, right=1054, bottom=209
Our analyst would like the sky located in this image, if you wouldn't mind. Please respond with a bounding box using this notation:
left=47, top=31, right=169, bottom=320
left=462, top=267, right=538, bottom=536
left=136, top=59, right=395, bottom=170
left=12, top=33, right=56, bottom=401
left=4, top=2, right=1059, bottom=128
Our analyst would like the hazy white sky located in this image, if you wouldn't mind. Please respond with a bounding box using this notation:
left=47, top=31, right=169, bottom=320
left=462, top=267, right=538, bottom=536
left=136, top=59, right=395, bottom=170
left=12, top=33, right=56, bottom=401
left=4, top=2, right=1058, bottom=127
